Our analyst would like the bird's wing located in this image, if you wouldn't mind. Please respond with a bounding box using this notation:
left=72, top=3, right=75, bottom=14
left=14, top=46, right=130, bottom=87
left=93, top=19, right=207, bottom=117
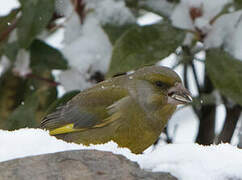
left=40, top=84, right=130, bottom=135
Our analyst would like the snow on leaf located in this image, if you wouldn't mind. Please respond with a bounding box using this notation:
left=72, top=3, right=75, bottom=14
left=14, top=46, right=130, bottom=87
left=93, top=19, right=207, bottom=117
left=0, top=55, right=11, bottom=75
left=58, top=68, right=92, bottom=92
left=63, top=12, right=82, bottom=45
left=204, top=10, right=242, bottom=50
left=85, top=0, right=135, bottom=26
left=204, top=10, right=242, bottom=61
left=138, top=0, right=176, bottom=18
left=55, top=0, right=73, bottom=17
left=171, top=0, right=232, bottom=34
left=62, top=15, right=112, bottom=74
left=224, top=15, right=242, bottom=60
left=13, top=49, right=31, bottom=77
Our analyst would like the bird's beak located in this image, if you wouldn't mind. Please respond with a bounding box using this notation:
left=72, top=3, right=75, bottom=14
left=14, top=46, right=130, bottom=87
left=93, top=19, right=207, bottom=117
left=167, top=82, right=192, bottom=105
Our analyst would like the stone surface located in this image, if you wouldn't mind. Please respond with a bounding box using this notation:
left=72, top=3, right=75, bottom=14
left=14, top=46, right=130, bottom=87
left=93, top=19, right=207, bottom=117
left=0, top=150, right=177, bottom=180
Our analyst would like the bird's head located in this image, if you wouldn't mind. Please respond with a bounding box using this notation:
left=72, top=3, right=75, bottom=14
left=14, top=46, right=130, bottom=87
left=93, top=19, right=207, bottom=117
left=132, top=66, right=192, bottom=106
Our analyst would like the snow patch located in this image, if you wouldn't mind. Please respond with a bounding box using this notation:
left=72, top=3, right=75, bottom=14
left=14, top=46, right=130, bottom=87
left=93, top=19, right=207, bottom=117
left=137, top=12, right=162, bottom=26
left=55, top=0, right=73, bottom=17
left=60, top=15, right=112, bottom=91
left=0, top=0, right=20, bottom=16
left=0, top=56, right=11, bottom=75
left=62, top=15, right=112, bottom=74
left=13, top=49, right=31, bottom=77
left=204, top=10, right=242, bottom=49
left=1, top=128, right=242, bottom=180
left=139, top=0, right=175, bottom=17
left=63, top=12, right=83, bottom=45
left=85, top=0, right=135, bottom=25
left=171, top=0, right=232, bottom=32
left=58, top=68, right=92, bottom=91
left=0, top=128, right=136, bottom=163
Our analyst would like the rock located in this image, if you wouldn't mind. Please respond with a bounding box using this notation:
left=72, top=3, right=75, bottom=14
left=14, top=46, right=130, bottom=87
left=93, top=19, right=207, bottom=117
left=0, top=150, right=177, bottom=180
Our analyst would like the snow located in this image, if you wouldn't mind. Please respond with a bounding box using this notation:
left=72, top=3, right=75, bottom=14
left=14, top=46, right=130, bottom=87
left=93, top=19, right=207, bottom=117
left=0, top=56, right=11, bottom=76
left=59, top=14, right=112, bottom=91
left=58, top=68, right=92, bottom=91
left=183, top=33, right=195, bottom=46
left=48, top=0, right=133, bottom=92
left=13, top=49, right=31, bottom=77
left=139, top=143, right=242, bottom=180
left=1, top=128, right=242, bottom=180
left=0, top=0, right=20, bottom=16
left=204, top=10, right=242, bottom=60
left=204, top=10, right=242, bottom=50
left=168, top=106, right=199, bottom=143
left=63, top=12, right=83, bottom=45
left=137, top=12, right=162, bottom=26
left=55, top=0, right=73, bottom=17
left=62, top=15, right=112, bottom=74
left=224, top=14, right=242, bottom=60
left=171, top=2, right=194, bottom=30
left=138, top=0, right=175, bottom=17
left=45, top=28, right=65, bottom=49
left=85, top=0, right=135, bottom=25
left=171, top=0, right=232, bottom=32
left=0, top=128, right=137, bottom=163
left=194, top=17, right=211, bottom=34
left=170, top=0, right=242, bottom=60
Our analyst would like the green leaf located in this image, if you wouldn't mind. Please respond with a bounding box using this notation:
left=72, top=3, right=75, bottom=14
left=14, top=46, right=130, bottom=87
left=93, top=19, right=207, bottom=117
left=6, top=92, right=39, bottom=130
left=24, top=72, right=58, bottom=122
left=3, top=42, right=19, bottom=61
left=30, top=40, right=68, bottom=72
left=0, top=71, right=27, bottom=129
left=17, top=0, right=55, bottom=48
left=103, top=24, right=136, bottom=44
left=0, top=9, right=19, bottom=57
left=107, top=22, right=185, bottom=76
left=234, top=0, right=242, bottom=9
left=206, top=49, right=242, bottom=105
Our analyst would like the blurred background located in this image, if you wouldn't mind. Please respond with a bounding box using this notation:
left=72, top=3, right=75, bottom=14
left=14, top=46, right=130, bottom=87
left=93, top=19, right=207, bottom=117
left=0, top=0, right=242, bottom=149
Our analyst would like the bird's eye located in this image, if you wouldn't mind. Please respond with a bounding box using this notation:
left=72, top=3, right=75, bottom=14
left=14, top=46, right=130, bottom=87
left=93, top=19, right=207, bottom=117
left=155, top=81, right=164, bottom=87
left=155, top=81, right=169, bottom=89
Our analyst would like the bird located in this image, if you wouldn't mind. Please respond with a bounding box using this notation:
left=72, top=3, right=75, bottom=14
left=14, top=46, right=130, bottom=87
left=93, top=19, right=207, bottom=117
left=40, top=65, right=192, bottom=154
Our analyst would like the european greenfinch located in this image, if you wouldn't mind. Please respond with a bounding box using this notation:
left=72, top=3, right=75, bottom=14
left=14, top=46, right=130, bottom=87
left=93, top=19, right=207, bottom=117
left=41, top=66, right=192, bottom=154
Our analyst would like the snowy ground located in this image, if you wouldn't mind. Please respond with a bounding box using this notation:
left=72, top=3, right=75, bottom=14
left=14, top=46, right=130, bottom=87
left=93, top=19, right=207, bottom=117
left=0, top=128, right=242, bottom=180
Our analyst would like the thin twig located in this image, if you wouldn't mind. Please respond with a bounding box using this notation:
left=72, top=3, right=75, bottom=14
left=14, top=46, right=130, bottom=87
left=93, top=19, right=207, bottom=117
left=191, top=62, right=201, bottom=94
left=183, top=64, right=189, bottom=89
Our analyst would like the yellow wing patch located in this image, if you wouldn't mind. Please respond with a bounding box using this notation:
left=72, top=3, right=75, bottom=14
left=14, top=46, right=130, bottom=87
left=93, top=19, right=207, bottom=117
left=49, top=112, right=122, bottom=136
left=50, top=124, right=85, bottom=136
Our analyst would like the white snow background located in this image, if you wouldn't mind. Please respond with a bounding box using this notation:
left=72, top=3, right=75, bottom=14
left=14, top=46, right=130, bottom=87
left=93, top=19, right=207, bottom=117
left=1, top=1, right=242, bottom=180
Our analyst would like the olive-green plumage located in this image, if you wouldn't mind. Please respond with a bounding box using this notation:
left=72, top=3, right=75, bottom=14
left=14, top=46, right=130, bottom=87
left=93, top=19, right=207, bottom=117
left=41, top=66, right=191, bottom=154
